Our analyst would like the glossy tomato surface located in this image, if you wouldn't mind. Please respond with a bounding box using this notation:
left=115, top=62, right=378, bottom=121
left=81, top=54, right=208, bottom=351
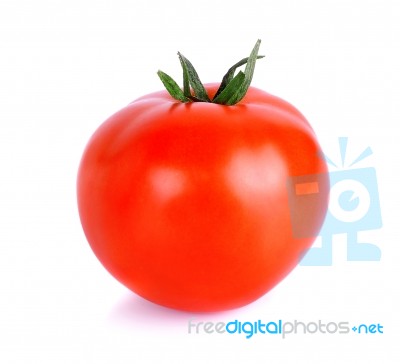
left=77, top=84, right=329, bottom=312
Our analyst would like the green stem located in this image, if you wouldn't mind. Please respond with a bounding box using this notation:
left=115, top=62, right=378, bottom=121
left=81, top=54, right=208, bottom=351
left=212, top=55, right=265, bottom=101
left=157, top=39, right=264, bottom=106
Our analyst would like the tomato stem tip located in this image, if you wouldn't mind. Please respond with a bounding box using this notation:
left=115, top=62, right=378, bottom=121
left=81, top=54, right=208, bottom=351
left=157, top=39, right=264, bottom=106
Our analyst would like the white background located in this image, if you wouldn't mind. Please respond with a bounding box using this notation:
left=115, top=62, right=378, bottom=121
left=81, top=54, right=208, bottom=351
left=1, top=0, right=399, bottom=362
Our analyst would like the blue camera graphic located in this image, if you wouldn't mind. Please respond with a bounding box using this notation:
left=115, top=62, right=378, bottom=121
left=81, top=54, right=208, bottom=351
left=288, top=138, right=382, bottom=266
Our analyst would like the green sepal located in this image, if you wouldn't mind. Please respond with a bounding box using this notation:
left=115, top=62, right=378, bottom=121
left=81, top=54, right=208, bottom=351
left=211, top=71, right=246, bottom=105
left=178, top=52, right=211, bottom=102
left=158, top=39, right=264, bottom=105
left=157, top=70, right=189, bottom=102
left=213, top=55, right=265, bottom=101
left=213, top=39, right=262, bottom=105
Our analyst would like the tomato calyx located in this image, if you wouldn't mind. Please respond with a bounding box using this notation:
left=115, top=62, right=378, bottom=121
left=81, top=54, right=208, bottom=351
left=157, top=39, right=264, bottom=106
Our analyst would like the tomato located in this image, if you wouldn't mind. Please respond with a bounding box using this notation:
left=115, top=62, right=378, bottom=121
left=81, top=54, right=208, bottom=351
left=77, top=41, right=329, bottom=312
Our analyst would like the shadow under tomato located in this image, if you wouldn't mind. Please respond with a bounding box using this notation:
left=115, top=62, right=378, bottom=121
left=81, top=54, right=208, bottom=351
left=107, top=291, right=253, bottom=333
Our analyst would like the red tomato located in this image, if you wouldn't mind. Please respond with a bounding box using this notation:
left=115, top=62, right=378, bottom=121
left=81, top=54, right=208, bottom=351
left=77, top=83, right=328, bottom=312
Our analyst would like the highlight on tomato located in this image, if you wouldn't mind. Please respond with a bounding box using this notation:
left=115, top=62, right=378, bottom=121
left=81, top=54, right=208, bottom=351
left=77, top=40, right=329, bottom=312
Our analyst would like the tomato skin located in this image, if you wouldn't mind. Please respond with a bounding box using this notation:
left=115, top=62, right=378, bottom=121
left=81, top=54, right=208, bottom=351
left=77, top=84, right=328, bottom=312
